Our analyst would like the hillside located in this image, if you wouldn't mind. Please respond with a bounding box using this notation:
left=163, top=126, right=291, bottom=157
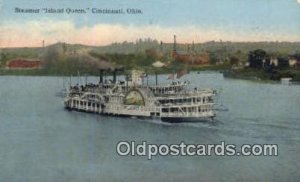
left=1, top=40, right=300, bottom=76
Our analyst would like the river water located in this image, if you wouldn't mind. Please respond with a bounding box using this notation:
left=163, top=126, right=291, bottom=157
left=0, top=72, right=299, bottom=182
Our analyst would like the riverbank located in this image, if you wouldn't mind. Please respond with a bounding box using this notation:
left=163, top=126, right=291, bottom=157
left=0, top=64, right=229, bottom=76
left=0, top=69, right=49, bottom=76
left=2, top=66, right=300, bottom=83
left=223, top=68, right=300, bottom=82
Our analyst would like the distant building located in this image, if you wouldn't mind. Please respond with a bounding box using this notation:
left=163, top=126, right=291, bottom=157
left=7, top=58, right=41, bottom=69
left=288, top=55, right=300, bottom=68
left=172, top=51, right=209, bottom=65
left=172, top=35, right=209, bottom=65
left=270, top=57, right=278, bottom=67
left=231, top=62, right=245, bottom=70
left=289, top=58, right=297, bottom=67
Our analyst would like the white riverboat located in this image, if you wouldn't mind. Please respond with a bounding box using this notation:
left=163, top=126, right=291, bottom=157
left=64, top=70, right=217, bottom=123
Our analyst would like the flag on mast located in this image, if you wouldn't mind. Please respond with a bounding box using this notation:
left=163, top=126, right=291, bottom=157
left=167, top=73, right=175, bottom=80
left=177, top=68, right=187, bottom=78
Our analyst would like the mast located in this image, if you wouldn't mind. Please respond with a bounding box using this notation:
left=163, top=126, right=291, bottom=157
left=77, top=71, right=80, bottom=85
left=146, top=69, right=149, bottom=86
left=69, top=75, right=72, bottom=87
left=99, top=69, right=103, bottom=83
left=113, top=69, right=117, bottom=83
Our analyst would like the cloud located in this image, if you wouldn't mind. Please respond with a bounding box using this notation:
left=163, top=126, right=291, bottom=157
left=298, top=0, right=300, bottom=4
left=0, top=19, right=299, bottom=48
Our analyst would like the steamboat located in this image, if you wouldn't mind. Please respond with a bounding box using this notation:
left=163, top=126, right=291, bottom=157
left=64, top=69, right=217, bottom=123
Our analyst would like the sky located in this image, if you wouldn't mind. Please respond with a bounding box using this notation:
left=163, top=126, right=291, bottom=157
left=0, top=0, right=300, bottom=47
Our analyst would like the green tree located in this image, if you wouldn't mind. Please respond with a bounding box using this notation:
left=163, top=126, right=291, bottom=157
left=248, top=49, right=267, bottom=68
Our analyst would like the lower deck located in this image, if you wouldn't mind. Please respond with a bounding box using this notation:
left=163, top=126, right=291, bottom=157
left=65, top=98, right=215, bottom=123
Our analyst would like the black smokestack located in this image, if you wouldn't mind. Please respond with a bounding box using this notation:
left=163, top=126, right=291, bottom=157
left=113, top=69, right=117, bottom=83
left=99, top=70, right=103, bottom=83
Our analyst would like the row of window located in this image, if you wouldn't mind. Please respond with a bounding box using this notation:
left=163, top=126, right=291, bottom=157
left=72, top=100, right=100, bottom=108
left=159, top=97, right=213, bottom=104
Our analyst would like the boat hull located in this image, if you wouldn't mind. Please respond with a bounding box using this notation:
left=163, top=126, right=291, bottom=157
left=65, top=106, right=215, bottom=123
left=161, top=116, right=215, bottom=123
